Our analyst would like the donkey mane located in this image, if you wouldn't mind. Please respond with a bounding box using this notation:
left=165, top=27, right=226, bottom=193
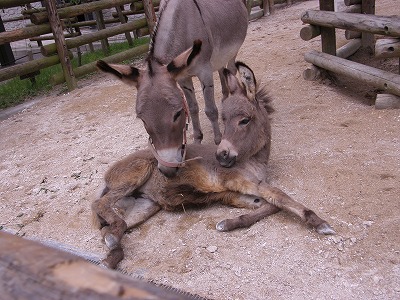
left=148, top=0, right=170, bottom=59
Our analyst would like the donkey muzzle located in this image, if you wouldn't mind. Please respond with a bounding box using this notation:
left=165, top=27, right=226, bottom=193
left=216, top=140, right=238, bottom=168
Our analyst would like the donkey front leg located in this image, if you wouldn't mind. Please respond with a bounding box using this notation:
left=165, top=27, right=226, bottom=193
left=179, top=78, right=203, bottom=144
left=257, top=185, right=335, bottom=235
left=198, top=69, right=222, bottom=145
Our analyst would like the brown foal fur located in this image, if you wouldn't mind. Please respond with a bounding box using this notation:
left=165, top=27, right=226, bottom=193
left=92, top=62, right=335, bottom=269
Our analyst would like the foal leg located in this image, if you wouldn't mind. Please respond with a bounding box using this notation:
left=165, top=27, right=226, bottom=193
left=179, top=78, right=203, bottom=143
left=256, top=185, right=335, bottom=235
left=217, top=193, right=281, bottom=232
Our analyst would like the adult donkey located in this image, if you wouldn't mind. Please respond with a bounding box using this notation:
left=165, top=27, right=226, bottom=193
left=92, top=62, right=335, bottom=269
left=96, top=0, right=248, bottom=177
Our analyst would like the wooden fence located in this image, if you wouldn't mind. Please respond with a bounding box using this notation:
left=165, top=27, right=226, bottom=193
left=301, top=0, right=400, bottom=109
left=0, top=0, right=298, bottom=91
left=0, top=231, right=200, bottom=300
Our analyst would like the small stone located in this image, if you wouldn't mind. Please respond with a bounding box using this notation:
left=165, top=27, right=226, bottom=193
left=363, top=220, right=373, bottom=227
left=206, top=246, right=218, bottom=253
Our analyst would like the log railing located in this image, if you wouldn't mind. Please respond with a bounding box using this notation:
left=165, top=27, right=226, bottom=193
left=300, top=0, right=400, bottom=109
left=1, top=0, right=297, bottom=91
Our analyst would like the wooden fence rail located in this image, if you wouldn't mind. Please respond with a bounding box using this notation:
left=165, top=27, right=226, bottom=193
left=300, top=0, right=400, bottom=109
left=0, top=231, right=198, bottom=300
left=0, top=0, right=295, bottom=91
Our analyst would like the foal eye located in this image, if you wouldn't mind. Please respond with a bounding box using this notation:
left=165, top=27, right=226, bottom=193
left=239, top=117, right=250, bottom=126
left=173, top=109, right=183, bottom=122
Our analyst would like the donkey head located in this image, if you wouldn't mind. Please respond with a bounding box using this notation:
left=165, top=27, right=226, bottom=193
left=97, top=40, right=202, bottom=177
left=216, top=62, right=273, bottom=168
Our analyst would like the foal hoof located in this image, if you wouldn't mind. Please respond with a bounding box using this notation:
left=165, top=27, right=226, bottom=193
left=216, top=220, right=228, bottom=232
left=104, top=233, right=120, bottom=250
left=316, top=222, right=336, bottom=235
left=102, top=246, right=124, bottom=269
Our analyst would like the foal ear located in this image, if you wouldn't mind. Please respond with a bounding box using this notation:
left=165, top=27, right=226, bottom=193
left=236, top=61, right=257, bottom=101
left=167, top=40, right=202, bottom=79
left=96, top=60, right=141, bottom=87
left=223, top=68, right=244, bottom=96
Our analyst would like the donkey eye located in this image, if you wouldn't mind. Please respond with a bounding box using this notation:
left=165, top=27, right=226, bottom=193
left=173, top=109, right=183, bottom=122
left=239, top=117, right=251, bottom=126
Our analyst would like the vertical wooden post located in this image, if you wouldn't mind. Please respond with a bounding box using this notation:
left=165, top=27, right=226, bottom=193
left=263, top=0, right=270, bottom=16
left=142, top=0, right=157, bottom=36
left=361, top=0, right=375, bottom=54
left=45, top=0, right=77, bottom=90
left=94, top=10, right=109, bottom=54
left=116, top=5, right=133, bottom=46
left=246, top=0, right=254, bottom=16
left=319, top=0, right=336, bottom=55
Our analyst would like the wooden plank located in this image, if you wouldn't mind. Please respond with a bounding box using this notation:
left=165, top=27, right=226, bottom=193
left=318, top=0, right=336, bottom=55
left=31, top=0, right=135, bottom=24
left=51, top=43, right=149, bottom=85
left=304, top=50, right=400, bottom=96
left=41, top=18, right=147, bottom=56
left=301, top=10, right=400, bottom=37
left=94, top=10, right=110, bottom=54
left=45, top=0, right=77, bottom=91
left=0, top=232, right=199, bottom=300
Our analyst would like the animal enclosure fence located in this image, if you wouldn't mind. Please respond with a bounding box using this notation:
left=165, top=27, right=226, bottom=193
left=0, top=0, right=294, bottom=92
left=301, top=0, right=400, bottom=109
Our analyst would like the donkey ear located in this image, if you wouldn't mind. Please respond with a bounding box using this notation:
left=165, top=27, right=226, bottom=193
left=223, top=68, right=244, bottom=97
left=236, top=61, right=257, bottom=101
left=167, top=40, right=202, bottom=79
left=96, top=60, right=141, bottom=87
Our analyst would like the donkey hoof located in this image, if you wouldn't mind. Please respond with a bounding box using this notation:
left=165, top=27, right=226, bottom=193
left=104, top=233, right=119, bottom=250
left=216, top=220, right=228, bottom=232
left=316, top=222, right=336, bottom=235
left=102, top=247, right=124, bottom=269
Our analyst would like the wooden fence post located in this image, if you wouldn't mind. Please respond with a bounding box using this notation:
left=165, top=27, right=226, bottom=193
left=45, top=0, right=77, bottom=91
left=319, top=0, right=336, bottom=55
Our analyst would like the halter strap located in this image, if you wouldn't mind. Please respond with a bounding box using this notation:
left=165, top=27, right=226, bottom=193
left=148, top=86, right=202, bottom=168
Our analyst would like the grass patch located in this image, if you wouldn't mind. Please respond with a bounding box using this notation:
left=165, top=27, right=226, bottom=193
left=0, top=37, right=149, bottom=110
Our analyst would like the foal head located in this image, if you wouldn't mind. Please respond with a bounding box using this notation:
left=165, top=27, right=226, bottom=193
left=96, top=41, right=202, bottom=177
left=217, top=62, right=274, bottom=167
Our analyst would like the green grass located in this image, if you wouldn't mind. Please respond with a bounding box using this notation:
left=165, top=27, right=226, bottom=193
left=0, top=37, right=149, bottom=110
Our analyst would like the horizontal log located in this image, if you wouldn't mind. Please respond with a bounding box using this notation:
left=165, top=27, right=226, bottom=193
left=249, top=10, right=264, bottom=21
left=336, top=38, right=361, bottom=59
left=42, top=18, right=147, bottom=56
left=344, top=0, right=361, bottom=6
left=51, top=43, right=149, bottom=85
left=0, top=231, right=196, bottom=300
left=304, top=50, right=400, bottom=96
left=136, top=27, right=150, bottom=38
left=0, top=52, right=73, bottom=82
left=130, top=0, right=161, bottom=12
left=300, top=25, right=321, bottom=41
left=0, top=0, right=39, bottom=9
left=31, top=0, right=135, bottom=24
left=345, top=30, right=362, bottom=40
left=375, top=93, right=400, bottom=109
left=30, top=32, right=80, bottom=41
left=0, top=24, right=52, bottom=44
left=340, top=4, right=361, bottom=14
left=301, top=10, right=400, bottom=37
left=375, top=38, right=400, bottom=58
left=303, top=40, right=361, bottom=81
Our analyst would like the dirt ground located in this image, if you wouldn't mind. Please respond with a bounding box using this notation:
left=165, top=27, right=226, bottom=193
left=1, top=1, right=399, bottom=299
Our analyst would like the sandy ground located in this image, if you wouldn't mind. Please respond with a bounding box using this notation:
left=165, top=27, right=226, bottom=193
left=1, top=1, right=399, bottom=299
